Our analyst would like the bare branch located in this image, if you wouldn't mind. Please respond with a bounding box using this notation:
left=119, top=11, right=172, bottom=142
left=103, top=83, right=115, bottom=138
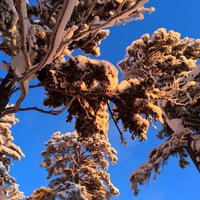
left=107, top=102, right=128, bottom=146
left=15, top=81, right=28, bottom=112
left=11, top=83, right=43, bottom=94
left=19, top=106, right=67, bottom=115
left=19, top=96, right=76, bottom=115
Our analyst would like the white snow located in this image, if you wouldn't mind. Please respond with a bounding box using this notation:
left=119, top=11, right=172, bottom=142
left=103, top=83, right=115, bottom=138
left=188, top=65, right=200, bottom=81
left=166, top=118, right=184, bottom=133
left=117, top=80, right=130, bottom=93
left=1, top=61, right=10, bottom=72
left=161, top=99, right=168, bottom=108
left=92, top=16, right=106, bottom=26
left=182, top=81, right=197, bottom=91
left=190, top=135, right=200, bottom=152
left=45, top=0, right=76, bottom=65
left=11, top=51, right=26, bottom=78
left=65, top=25, right=78, bottom=40
left=101, top=60, right=118, bottom=90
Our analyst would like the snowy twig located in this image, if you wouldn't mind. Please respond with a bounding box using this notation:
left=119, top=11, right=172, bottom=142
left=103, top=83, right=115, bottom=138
left=130, top=127, right=192, bottom=195
left=76, top=0, right=97, bottom=27
left=115, top=0, right=127, bottom=14
left=7, top=0, right=31, bottom=119
left=0, top=106, right=16, bottom=118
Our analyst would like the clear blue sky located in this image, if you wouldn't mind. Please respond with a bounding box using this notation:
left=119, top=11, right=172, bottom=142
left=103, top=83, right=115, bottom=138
left=1, top=0, right=200, bottom=199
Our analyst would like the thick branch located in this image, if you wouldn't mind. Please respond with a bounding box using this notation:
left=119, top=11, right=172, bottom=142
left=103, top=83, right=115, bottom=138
left=19, top=0, right=148, bottom=84
left=16, top=0, right=30, bottom=67
left=56, top=0, right=149, bottom=56
left=19, top=0, right=76, bottom=83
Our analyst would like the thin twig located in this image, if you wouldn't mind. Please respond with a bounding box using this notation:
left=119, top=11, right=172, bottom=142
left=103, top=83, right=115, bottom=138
left=107, top=102, right=128, bottom=146
left=19, top=106, right=66, bottom=115
left=77, top=0, right=98, bottom=27
left=57, top=0, right=148, bottom=50
left=19, top=96, right=76, bottom=115
left=11, top=83, right=43, bottom=94
left=0, top=106, right=16, bottom=118
left=115, top=0, right=126, bottom=14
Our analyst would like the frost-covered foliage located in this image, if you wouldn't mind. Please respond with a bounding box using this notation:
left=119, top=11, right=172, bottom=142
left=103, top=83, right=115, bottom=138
left=0, top=108, right=24, bottom=199
left=0, top=0, right=153, bottom=117
left=112, top=77, right=163, bottom=141
left=28, top=131, right=119, bottom=200
left=119, top=28, right=200, bottom=195
left=2, top=0, right=200, bottom=199
left=0, top=0, right=154, bottom=199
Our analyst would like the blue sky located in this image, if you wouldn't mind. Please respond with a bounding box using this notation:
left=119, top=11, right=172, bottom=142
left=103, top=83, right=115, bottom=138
left=1, top=0, right=200, bottom=199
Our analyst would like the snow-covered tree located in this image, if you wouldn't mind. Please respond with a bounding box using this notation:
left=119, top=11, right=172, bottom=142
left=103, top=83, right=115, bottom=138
left=118, top=28, right=200, bottom=195
left=0, top=0, right=200, bottom=199
left=28, top=131, right=118, bottom=200
left=0, top=107, right=24, bottom=199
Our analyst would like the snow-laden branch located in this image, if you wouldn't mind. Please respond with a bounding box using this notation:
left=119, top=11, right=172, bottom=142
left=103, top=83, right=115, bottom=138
left=57, top=0, right=151, bottom=55
left=0, top=109, right=24, bottom=191
left=130, top=128, right=192, bottom=196
left=19, top=0, right=77, bottom=83
left=19, top=0, right=151, bottom=84
left=0, top=1, right=77, bottom=118
left=5, top=0, right=31, bottom=118
left=16, top=0, right=30, bottom=68
left=44, top=0, right=77, bottom=65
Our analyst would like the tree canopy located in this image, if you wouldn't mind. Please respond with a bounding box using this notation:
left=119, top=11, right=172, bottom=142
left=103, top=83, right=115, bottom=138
left=0, top=0, right=200, bottom=199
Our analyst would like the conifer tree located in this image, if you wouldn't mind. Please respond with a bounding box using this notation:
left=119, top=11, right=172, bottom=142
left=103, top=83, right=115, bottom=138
left=0, top=0, right=199, bottom=199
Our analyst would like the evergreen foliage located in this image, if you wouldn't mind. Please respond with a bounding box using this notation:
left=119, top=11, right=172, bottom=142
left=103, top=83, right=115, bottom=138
left=0, top=0, right=199, bottom=199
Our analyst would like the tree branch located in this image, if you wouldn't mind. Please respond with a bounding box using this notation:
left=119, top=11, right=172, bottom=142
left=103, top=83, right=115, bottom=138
left=19, top=96, right=76, bottom=115
left=19, top=106, right=67, bottom=115
left=107, top=102, right=128, bottom=146
left=19, top=0, right=76, bottom=83
left=11, top=83, right=43, bottom=94
left=56, top=0, right=149, bottom=55
left=16, top=0, right=31, bottom=67
left=19, top=0, right=148, bottom=84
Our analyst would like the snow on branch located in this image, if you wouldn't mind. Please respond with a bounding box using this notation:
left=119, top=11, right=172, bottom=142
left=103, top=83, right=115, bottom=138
left=0, top=107, right=24, bottom=199
left=118, top=28, right=200, bottom=194
left=130, top=128, right=192, bottom=196
left=19, top=0, right=153, bottom=84
left=0, top=107, right=24, bottom=186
